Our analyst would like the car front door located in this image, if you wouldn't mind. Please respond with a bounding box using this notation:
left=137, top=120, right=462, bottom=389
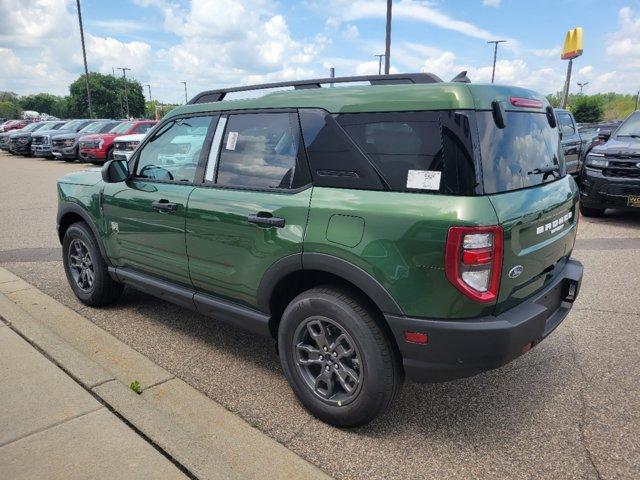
left=186, top=111, right=312, bottom=310
left=558, top=112, right=580, bottom=174
left=102, top=115, right=217, bottom=286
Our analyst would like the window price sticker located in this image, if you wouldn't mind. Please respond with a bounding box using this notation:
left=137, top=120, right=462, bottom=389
left=226, top=131, right=238, bottom=150
left=406, top=170, right=441, bottom=190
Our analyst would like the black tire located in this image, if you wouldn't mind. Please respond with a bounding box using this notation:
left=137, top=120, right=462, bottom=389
left=580, top=203, right=605, bottom=218
left=278, top=285, right=402, bottom=427
left=107, top=146, right=114, bottom=160
left=62, top=222, right=123, bottom=306
left=63, top=157, right=75, bottom=163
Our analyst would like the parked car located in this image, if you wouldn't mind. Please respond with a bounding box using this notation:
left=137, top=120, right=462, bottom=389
left=554, top=109, right=597, bottom=175
left=51, top=119, right=104, bottom=161
left=0, top=120, right=28, bottom=133
left=79, top=120, right=157, bottom=164
left=7, top=121, right=59, bottom=156
left=30, top=121, right=70, bottom=158
left=74, top=120, right=123, bottom=162
left=579, top=110, right=640, bottom=217
left=57, top=73, right=583, bottom=427
left=112, top=133, right=146, bottom=161
left=579, top=120, right=622, bottom=146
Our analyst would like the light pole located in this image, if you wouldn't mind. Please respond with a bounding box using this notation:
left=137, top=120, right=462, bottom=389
left=75, top=0, right=93, bottom=118
left=146, top=84, right=152, bottom=102
left=374, top=54, right=385, bottom=75
left=384, top=0, right=392, bottom=74
left=577, top=81, right=589, bottom=95
left=487, top=40, right=506, bottom=84
left=117, top=67, right=131, bottom=118
left=181, top=81, right=188, bottom=104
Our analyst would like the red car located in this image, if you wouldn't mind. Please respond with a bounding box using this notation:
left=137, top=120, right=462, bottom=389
left=78, top=120, right=157, bottom=164
left=0, top=120, right=29, bottom=132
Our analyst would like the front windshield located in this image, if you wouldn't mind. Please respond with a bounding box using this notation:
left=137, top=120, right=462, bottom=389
left=615, top=112, right=640, bottom=138
left=110, top=122, right=133, bottom=134
left=60, top=120, right=83, bottom=130
left=79, top=121, right=106, bottom=134
left=21, top=123, right=41, bottom=132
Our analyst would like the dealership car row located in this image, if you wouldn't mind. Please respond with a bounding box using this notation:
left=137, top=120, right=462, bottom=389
left=0, top=117, right=157, bottom=163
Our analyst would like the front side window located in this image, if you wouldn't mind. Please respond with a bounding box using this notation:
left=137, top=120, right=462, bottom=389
left=558, top=113, right=575, bottom=136
left=214, top=112, right=303, bottom=189
left=135, top=116, right=214, bottom=183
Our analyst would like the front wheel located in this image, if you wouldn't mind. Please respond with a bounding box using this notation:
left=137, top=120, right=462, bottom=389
left=278, top=286, right=403, bottom=427
left=62, top=222, right=123, bottom=306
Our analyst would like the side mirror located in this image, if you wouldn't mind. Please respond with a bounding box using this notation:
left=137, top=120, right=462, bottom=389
left=101, top=159, right=129, bottom=183
left=598, top=131, right=611, bottom=143
left=545, top=106, right=557, bottom=128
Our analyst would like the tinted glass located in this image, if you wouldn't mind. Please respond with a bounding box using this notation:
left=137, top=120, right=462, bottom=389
left=79, top=121, right=108, bottom=134
left=558, top=113, right=575, bottom=135
left=615, top=112, right=640, bottom=137
left=99, top=122, right=120, bottom=133
left=135, top=116, right=213, bottom=182
left=111, top=122, right=133, bottom=134
left=338, top=111, right=478, bottom=195
left=299, top=109, right=385, bottom=191
left=135, top=123, right=154, bottom=134
left=477, top=111, right=564, bottom=194
left=60, top=120, right=83, bottom=130
left=215, top=113, right=301, bottom=189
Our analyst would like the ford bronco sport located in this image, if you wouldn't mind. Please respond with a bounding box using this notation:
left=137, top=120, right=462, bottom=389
left=57, top=73, right=583, bottom=426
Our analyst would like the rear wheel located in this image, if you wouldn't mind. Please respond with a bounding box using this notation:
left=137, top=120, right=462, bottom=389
left=580, top=203, right=605, bottom=217
left=62, top=222, right=123, bottom=306
left=278, top=286, right=402, bottom=427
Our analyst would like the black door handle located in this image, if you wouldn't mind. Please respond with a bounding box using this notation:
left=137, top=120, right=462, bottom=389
left=152, top=199, right=178, bottom=213
left=247, top=213, right=285, bottom=228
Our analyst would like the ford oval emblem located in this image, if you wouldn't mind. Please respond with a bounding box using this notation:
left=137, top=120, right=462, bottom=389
left=508, top=265, right=524, bottom=279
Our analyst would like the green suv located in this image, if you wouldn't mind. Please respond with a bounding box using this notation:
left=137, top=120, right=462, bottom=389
left=57, top=73, right=583, bottom=426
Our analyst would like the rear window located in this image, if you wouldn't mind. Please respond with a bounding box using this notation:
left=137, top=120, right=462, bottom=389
left=337, top=111, right=478, bottom=195
left=476, top=111, right=564, bottom=194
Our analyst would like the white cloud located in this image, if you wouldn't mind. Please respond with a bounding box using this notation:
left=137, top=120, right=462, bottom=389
left=483, top=0, right=501, bottom=7
left=529, top=47, right=561, bottom=58
left=606, top=7, right=640, bottom=64
left=578, top=65, right=593, bottom=77
left=88, top=19, right=153, bottom=34
left=355, top=60, right=398, bottom=75
left=343, top=24, right=359, bottom=40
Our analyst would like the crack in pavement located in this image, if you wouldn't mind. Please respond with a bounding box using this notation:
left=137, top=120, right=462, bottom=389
left=567, top=323, right=604, bottom=480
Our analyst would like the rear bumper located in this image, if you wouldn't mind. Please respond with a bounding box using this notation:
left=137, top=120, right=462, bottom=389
left=386, top=259, right=583, bottom=383
left=580, top=167, right=640, bottom=210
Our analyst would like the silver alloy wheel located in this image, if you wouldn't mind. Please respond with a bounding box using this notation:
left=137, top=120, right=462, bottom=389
left=293, top=316, right=363, bottom=406
left=68, top=238, right=95, bottom=292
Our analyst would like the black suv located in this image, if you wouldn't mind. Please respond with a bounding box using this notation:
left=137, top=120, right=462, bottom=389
left=580, top=111, right=640, bottom=216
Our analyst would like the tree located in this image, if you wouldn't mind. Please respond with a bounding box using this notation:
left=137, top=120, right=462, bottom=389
left=19, top=93, right=69, bottom=118
left=0, top=101, right=22, bottom=119
left=68, top=72, right=146, bottom=119
left=546, top=92, right=562, bottom=108
left=0, top=91, right=19, bottom=103
left=571, top=96, right=604, bottom=123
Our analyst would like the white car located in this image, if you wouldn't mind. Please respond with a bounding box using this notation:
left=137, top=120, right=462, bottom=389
left=112, top=133, right=146, bottom=161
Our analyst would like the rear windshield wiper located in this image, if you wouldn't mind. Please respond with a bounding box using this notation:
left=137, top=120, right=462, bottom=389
left=529, top=165, right=560, bottom=177
left=616, top=134, right=640, bottom=138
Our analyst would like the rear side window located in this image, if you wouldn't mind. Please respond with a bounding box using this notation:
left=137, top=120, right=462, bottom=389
left=215, top=112, right=308, bottom=190
left=477, top=111, right=564, bottom=194
left=337, top=111, right=478, bottom=195
left=135, top=123, right=154, bottom=134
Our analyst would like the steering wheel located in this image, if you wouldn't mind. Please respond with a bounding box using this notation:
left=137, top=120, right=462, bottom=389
left=139, top=164, right=174, bottom=181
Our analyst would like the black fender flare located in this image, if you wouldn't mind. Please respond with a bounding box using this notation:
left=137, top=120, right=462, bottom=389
left=57, top=201, right=111, bottom=265
left=256, top=252, right=403, bottom=316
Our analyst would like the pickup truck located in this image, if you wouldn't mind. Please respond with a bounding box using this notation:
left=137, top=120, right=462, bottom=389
left=554, top=109, right=598, bottom=175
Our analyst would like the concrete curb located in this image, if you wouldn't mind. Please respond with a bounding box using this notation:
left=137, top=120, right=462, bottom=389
left=0, top=267, right=331, bottom=480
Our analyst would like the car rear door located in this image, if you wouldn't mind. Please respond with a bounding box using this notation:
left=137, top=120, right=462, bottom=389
left=185, top=110, right=312, bottom=311
left=102, top=114, right=217, bottom=287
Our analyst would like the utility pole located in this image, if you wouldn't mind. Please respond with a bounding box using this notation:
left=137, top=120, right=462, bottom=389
left=75, top=0, right=93, bottom=118
left=384, top=0, right=392, bottom=74
left=636, top=90, right=639, bottom=111
left=117, top=67, right=131, bottom=118
left=577, top=81, right=589, bottom=95
left=374, top=54, right=385, bottom=75
left=181, top=81, right=188, bottom=104
left=146, top=84, right=152, bottom=102
left=329, top=67, right=335, bottom=88
left=487, top=40, right=506, bottom=84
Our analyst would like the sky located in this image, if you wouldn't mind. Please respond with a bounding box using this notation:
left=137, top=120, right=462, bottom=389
left=0, top=0, right=639, bottom=104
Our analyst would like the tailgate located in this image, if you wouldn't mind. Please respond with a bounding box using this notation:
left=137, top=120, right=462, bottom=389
left=489, top=176, right=578, bottom=314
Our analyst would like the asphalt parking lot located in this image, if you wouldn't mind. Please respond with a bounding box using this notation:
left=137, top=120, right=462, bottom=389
left=1, top=152, right=639, bottom=480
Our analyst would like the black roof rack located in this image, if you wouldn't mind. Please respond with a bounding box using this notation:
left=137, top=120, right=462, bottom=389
left=188, top=72, right=444, bottom=104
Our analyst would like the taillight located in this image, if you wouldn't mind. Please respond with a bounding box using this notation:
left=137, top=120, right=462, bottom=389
left=445, top=226, right=504, bottom=303
left=510, top=97, right=543, bottom=109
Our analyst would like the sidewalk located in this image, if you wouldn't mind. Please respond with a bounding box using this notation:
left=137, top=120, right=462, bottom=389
left=0, top=322, right=188, bottom=480
left=0, top=267, right=331, bottom=480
